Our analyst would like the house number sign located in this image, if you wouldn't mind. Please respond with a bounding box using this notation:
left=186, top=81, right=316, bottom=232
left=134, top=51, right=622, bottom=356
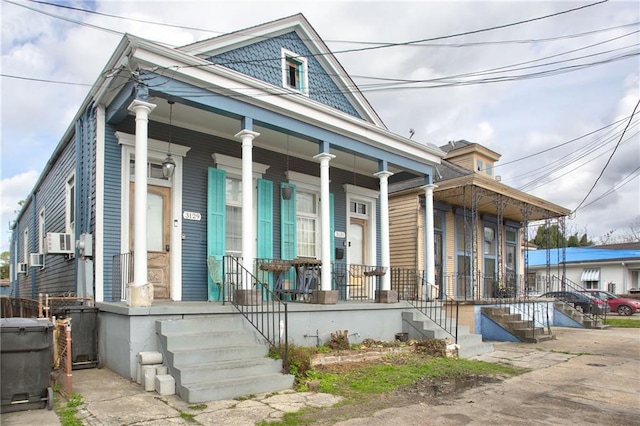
left=183, top=211, right=202, bottom=221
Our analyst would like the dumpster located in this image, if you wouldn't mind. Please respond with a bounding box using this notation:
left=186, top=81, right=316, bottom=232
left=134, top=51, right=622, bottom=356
left=55, top=306, right=100, bottom=369
left=0, top=318, right=54, bottom=412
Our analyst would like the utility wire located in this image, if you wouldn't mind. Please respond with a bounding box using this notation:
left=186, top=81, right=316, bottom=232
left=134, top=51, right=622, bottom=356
left=495, top=114, right=638, bottom=167
left=573, top=99, right=640, bottom=213
left=0, top=73, right=93, bottom=86
left=4, top=0, right=123, bottom=36
left=23, top=0, right=632, bottom=49
left=578, top=167, right=640, bottom=210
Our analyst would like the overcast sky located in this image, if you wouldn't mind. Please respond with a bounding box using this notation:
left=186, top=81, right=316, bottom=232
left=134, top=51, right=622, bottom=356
left=1, top=0, right=639, bottom=253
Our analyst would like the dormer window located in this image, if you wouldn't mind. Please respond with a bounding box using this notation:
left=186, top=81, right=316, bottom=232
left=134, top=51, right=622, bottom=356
left=476, top=160, right=483, bottom=172
left=282, top=49, right=308, bottom=95
left=486, top=164, right=493, bottom=176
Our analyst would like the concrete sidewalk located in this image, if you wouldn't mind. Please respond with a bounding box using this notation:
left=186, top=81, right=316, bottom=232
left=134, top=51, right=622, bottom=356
left=2, top=326, right=638, bottom=425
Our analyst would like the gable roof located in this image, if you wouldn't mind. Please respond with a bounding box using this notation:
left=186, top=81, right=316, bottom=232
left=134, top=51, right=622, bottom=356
left=178, top=14, right=386, bottom=128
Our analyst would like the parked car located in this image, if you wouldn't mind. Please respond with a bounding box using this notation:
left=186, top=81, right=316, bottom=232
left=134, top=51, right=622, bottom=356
left=539, top=291, right=607, bottom=314
left=580, top=290, right=640, bottom=316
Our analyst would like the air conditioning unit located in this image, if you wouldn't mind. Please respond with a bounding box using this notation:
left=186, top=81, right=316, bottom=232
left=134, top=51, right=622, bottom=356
left=45, top=233, right=74, bottom=254
left=29, top=253, right=45, bottom=268
left=17, top=263, right=28, bottom=274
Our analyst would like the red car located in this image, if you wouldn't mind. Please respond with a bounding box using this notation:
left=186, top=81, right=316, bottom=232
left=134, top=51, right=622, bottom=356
left=581, top=290, right=640, bottom=316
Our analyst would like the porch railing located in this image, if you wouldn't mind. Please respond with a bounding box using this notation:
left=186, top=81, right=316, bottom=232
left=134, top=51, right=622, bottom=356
left=390, top=267, right=459, bottom=344
left=112, top=252, right=134, bottom=302
left=223, top=256, right=289, bottom=372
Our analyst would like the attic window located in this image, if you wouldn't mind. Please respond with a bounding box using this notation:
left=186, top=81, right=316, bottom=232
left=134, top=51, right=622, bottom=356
left=282, top=48, right=308, bottom=96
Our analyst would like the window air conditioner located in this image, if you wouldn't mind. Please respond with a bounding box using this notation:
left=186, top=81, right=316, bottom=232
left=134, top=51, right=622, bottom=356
left=17, top=263, right=28, bottom=274
left=29, top=253, right=45, bottom=268
left=45, top=233, right=74, bottom=254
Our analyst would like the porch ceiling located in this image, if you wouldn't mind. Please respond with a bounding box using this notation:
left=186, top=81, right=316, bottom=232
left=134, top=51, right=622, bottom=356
left=147, top=98, right=408, bottom=177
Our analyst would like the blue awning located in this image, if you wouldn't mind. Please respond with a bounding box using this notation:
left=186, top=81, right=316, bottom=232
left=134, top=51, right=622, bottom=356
left=581, top=269, right=600, bottom=281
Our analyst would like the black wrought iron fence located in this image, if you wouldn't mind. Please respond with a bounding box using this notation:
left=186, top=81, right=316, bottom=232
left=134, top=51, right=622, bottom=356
left=223, top=256, right=289, bottom=372
left=391, top=267, right=459, bottom=344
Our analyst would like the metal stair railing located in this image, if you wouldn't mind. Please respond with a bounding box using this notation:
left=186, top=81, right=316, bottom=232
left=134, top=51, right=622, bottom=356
left=222, top=256, right=289, bottom=371
left=391, top=267, right=459, bottom=344
left=486, top=274, right=552, bottom=337
left=546, top=275, right=608, bottom=324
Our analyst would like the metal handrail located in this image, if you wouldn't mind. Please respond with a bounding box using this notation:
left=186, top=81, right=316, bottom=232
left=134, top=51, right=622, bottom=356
left=223, top=256, right=289, bottom=372
left=545, top=275, right=608, bottom=324
left=391, top=267, right=459, bottom=344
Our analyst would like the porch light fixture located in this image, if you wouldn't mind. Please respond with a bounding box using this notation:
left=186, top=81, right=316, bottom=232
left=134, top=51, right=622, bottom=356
left=282, top=134, right=292, bottom=199
left=162, top=100, right=176, bottom=179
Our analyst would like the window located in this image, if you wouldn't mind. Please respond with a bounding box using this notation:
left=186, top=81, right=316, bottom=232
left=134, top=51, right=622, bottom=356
left=226, top=177, right=242, bottom=256
left=65, top=173, right=75, bottom=235
left=296, top=191, right=317, bottom=257
left=476, top=160, right=483, bottom=172
left=23, top=228, right=29, bottom=274
left=486, top=164, right=493, bottom=176
left=282, top=49, right=308, bottom=95
left=483, top=226, right=496, bottom=255
left=38, top=209, right=45, bottom=253
left=129, top=160, right=170, bottom=182
left=350, top=202, right=367, bottom=215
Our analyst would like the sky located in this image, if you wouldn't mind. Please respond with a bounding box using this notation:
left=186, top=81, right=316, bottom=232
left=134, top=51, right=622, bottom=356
left=1, top=0, right=639, bottom=254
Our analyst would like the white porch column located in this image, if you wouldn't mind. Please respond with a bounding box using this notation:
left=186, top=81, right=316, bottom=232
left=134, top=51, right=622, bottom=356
left=128, top=99, right=156, bottom=291
left=235, top=129, right=260, bottom=285
left=422, top=184, right=437, bottom=299
left=314, top=152, right=336, bottom=291
left=374, top=170, right=394, bottom=291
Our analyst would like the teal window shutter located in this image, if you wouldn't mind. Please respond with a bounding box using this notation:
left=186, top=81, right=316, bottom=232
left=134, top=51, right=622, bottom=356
left=330, top=193, right=335, bottom=261
left=257, top=179, right=274, bottom=259
left=207, top=167, right=226, bottom=301
left=280, top=183, right=297, bottom=260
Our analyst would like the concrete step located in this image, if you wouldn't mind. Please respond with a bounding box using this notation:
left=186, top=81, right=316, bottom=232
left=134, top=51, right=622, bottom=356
left=181, top=373, right=295, bottom=403
left=156, top=316, right=245, bottom=335
left=176, top=358, right=284, bottom=385
left=459, top=341, right=495, bottom=358
left=161, top=330, right=259, bottom=351
left=166, top=343, right=269, bottom=367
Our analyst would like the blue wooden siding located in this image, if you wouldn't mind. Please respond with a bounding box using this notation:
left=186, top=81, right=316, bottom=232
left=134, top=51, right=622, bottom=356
left=12, top=137, right=78, bottom=299
left=102, top=124, right=122, bottom=300
left=206, top=31, right=363, bottom=119
left=109, top=116, right=381, bottom=301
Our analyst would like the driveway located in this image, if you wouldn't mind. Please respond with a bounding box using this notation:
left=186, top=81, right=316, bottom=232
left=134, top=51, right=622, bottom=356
left=334, top=327, right=640, bottom=425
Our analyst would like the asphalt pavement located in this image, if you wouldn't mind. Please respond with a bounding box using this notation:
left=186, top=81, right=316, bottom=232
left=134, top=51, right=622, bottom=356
left=2, top=325, right=639, bottom=425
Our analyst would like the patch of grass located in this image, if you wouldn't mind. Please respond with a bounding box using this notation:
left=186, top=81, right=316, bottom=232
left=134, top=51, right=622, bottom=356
left=313, top=356, right=522, bottom=403
left=233, top=394, right=256, bottom=401
left=187, top=403, right=208, bottom=410
left=180, top=411, right=197, bottom=423
left=57, top=393, right=84, bottom=426
left=603, top=318, right=640, bottom=328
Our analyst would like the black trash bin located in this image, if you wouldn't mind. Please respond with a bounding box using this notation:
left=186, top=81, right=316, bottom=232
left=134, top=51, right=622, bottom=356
left=56, top=306, right=100, bottom=370
left=0, top=318, right=54, bottom=413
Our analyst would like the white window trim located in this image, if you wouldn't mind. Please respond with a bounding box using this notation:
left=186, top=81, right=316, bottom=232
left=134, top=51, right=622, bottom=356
left=281, top=48, right=309, bottom=96
left=38, top=208, right=45, bottom=254
left=213, top=152, right=270, bottom=252
left=65, top=172, right=76, bottom=237
left=344, top=184, right=377, bottom=267
left=212, top=154, right=270, bottom=180
left=286, top=171, right=324, bottom=258
left=23, top=228, right=29, bottom=276
left=117, top=131, right=191, bottom=301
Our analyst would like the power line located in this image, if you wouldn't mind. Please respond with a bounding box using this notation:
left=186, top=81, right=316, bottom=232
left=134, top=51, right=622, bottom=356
left=0, top=73, right=93, bottom=86
left=495, top=114, right=639, bottom=167
left=578, top=167, right=640, bottom=210
left=573, top=99, right=640, bottom=213
left=23, top=0, right=632, bottom=50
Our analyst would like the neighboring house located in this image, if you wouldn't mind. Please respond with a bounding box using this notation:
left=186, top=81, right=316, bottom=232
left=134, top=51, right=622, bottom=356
left=528, top=243, right=640, bottom=295
left=9, top=14, right=466, bottom=390
left=389, top=140, right=572, bottom=300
